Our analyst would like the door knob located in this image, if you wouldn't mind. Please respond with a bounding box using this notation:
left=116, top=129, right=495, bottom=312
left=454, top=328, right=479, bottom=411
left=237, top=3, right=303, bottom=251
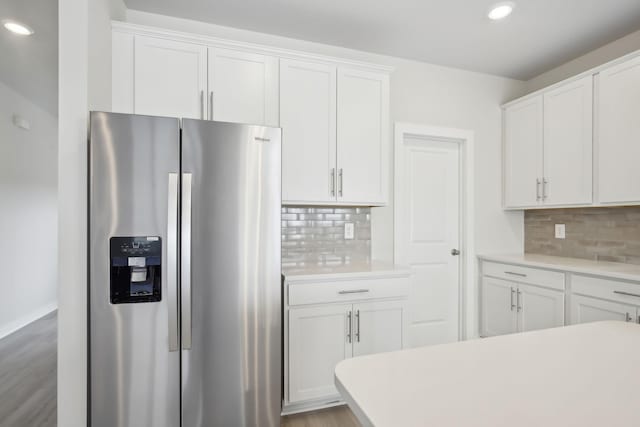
left=451, top=249, right=460, bottom=256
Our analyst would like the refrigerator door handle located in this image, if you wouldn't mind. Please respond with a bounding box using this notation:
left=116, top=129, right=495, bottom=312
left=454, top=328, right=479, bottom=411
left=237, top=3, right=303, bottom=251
left=168, top=173, right=180, bottom=352
left=181, top=173, right=193, bottom=350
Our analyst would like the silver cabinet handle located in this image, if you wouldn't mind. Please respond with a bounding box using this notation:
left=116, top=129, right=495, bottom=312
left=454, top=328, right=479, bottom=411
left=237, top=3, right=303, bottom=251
left=510, top=287, right=516, bottom=311
left=338, top=168, right=343, bottom=197
left=209, top=91, right=214, bottom=120
left=330, top=168, right=335, bottom=197
left=355, top=310, right=361, bottom=342
left=517, top=289, right=522, bottom=312
left=181, top=173, right=193, bottom=350
left=338, top=289, right=370, bottom=295
left=167, top=173, right=179, bottom=352
left=542, top=178, right=548, bottom=201
left=614, top=290, right=640, bottom=299
left=536, top=178, right=541, bottom=201
left=200, top=90, right=204, bottom=120
left=347, top=311, right=352, bottom=343
left=505, top=271, right=527, bottom=277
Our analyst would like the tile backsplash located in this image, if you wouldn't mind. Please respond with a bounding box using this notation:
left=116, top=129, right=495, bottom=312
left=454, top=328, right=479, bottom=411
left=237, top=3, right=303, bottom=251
left=281, top=206, right=371, bottom=268
left=525, top=207, right=640, bottom=265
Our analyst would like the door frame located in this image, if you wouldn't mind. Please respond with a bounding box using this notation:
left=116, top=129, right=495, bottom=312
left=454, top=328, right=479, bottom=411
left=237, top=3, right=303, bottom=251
left=393, top=122, right=475, bottom=341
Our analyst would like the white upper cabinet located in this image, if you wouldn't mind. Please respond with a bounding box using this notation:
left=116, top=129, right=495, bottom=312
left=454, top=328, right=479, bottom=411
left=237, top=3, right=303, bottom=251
left=597, top=55, right=640, bottom=204
left=543, top=76, right=593, bottom=206
left=208, top=48, right=278, bottom=126
left=134, top=36, right=208, bottom=119
left=504, top=77, right=593, bottom=209
left=280, top=59, right=337, bottom=204
left=504, top=96, right=544, bottom=208
left=336, top=68, right=389, bottom=205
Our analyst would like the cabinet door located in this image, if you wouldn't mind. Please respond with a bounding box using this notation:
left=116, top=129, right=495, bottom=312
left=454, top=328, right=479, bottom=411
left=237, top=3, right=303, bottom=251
left=280, top=59, right=337, bottom=204
left=503, top=96, right=544, bottom=208
left=597, top=56, right=640, bottom=204
left=288, top=304, right=353, bottom=403
left=481, top=277, right=517, bottom=337
left=336, top=68, right=389, bottom=205
left=208, top=48, right=278, bottom=126
left=517, top=284, right=565, bottom=332
left=352, top=300, right=405, bottom=357
left=134, top=36, right=207, bottom=119
left=543, top=76, right=593, bottom=206
left=570, top=295, right=636, bottom=324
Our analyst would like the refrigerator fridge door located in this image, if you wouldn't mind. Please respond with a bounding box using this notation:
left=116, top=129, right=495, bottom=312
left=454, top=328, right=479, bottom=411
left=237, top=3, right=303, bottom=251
left=89, top=112, right=181, bottom=427
left=181, top=120, right=282, bottom=427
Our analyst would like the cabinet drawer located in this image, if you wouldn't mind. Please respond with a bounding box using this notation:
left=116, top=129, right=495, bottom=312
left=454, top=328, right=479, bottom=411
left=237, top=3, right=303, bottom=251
left=482, top=262, right=565, bottom=291
left=288, top=277, right=409, bottom=306
left=572, top=274, right=640, bottom=306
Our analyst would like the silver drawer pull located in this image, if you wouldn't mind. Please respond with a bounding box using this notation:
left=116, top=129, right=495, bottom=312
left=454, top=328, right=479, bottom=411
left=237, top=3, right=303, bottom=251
left=614, top=290, right=640, bottom=298
left=338, top=289, right=370, bottom=295
left=505, top=271, right=527, bottom=277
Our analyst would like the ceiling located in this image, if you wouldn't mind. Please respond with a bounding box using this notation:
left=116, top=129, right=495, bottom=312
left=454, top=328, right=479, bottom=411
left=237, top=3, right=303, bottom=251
left=0, top=0, right=58, bottom=115
left=124, top=0, right=640, bottom=80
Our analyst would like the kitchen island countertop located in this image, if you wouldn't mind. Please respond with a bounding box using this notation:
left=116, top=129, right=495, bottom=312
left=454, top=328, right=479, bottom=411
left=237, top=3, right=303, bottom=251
left=335, top=321, right=640, bottom=427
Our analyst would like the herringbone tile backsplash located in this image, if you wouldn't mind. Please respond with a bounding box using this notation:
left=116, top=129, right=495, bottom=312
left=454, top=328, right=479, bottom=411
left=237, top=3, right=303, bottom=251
left=525, top=207, right=640, bottom=265
left=281, top=206, right=371, bottom=268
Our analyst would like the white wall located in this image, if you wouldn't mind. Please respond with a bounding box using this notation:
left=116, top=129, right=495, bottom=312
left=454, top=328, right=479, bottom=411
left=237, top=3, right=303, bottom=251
left=0, top=80, right=58, bottom=339
left=125, top=9, right=527, bottom=263
left=526, top=28, right=640, bottom=92
left=58, top=0, right=125, bottom=425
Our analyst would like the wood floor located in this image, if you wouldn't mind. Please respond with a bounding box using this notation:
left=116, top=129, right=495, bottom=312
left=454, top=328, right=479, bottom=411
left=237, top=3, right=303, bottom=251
left=0, top=311, right=57, bottom=427
left=0, top=312, right=360, bottom=427
left=281, top=406, right=361, bottom=427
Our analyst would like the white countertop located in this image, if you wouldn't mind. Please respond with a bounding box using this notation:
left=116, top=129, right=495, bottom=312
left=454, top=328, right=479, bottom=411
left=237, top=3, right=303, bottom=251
left=335, top=321, right=640, bottom=427
left=283, top=260, right=411, bottom=281
left=479, top=253, right=640, bottom=282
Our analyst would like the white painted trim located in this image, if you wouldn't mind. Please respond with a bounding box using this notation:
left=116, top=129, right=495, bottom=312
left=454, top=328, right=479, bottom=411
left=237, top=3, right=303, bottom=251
left=0, top=303, right=57, bottom=340
left=393, top=122, right=476, bottom=341
left=502, top=47, right=640, bottom=108
left=111, top=21, right=394, bottom=74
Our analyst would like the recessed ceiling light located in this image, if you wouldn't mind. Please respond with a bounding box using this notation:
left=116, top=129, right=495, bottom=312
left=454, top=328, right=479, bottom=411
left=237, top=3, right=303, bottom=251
left=2, top=19, right=34, bottom=36
left=488, top=2, right=515, bottom=20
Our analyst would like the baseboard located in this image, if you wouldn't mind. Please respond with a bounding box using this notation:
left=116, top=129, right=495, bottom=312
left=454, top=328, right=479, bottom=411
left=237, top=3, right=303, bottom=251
left=0, top=302, right=57, bottom=340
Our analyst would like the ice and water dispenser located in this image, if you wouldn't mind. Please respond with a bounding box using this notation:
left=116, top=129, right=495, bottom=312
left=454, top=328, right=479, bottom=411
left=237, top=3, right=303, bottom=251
left=109, top=236, right=162, bottom=304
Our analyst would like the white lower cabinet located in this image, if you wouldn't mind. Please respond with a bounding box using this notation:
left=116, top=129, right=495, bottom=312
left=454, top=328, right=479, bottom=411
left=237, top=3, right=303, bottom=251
left=571, top=295, right=637, bottom=324
left=284, top=273, right=409, bottom=413
left=288, top=304, right=353, bottom=403
left=481, top=275, right=565, bottom=337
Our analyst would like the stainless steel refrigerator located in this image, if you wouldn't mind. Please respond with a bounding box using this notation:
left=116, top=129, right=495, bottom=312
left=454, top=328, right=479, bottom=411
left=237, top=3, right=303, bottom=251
left=89, top=112, right=282, bottom=427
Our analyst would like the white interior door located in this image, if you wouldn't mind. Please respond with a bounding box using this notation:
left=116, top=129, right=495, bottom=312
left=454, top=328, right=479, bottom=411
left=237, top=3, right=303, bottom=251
left=396, top=136, right=460, bottom=347
left=352, top=300, right=405, bottom=357
left=134, top=36, right=207, bottom=119
left=280, top=59, right=337, bottom=204
left=208, top=48, right=278, bottom=125
left=288, top=304, right=352, bottom=403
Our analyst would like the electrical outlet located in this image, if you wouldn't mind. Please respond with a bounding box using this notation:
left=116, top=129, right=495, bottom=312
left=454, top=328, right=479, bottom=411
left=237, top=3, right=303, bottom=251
left=555, top=224, right=566, bottom=239
left=344, top=222, right=355, bottom=240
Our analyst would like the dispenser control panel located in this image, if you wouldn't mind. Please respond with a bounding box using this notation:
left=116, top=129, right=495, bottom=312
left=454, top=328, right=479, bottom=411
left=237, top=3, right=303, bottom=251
left=110, top=236, right=161, bottom=304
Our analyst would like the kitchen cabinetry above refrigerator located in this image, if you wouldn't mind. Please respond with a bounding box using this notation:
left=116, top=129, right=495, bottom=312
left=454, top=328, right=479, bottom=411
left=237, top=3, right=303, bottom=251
left=112, top=22, right=392, bottom=206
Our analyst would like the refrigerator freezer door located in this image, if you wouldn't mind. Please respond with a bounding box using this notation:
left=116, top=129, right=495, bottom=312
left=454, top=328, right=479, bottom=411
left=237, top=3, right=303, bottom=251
left=181, top=120, right=282, bottom=427
left=89, top=112, right=181, bottom=427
